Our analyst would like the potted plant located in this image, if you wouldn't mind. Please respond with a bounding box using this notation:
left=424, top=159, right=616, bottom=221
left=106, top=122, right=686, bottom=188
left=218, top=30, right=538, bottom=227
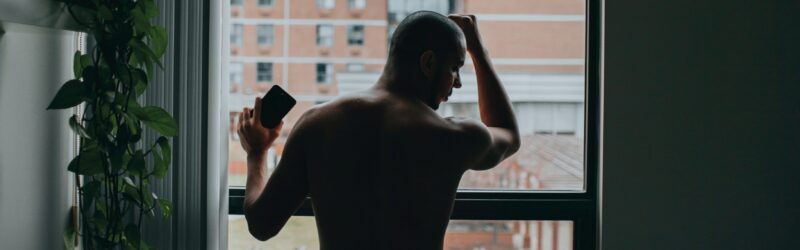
left=49, top=0, right=174, bottom=249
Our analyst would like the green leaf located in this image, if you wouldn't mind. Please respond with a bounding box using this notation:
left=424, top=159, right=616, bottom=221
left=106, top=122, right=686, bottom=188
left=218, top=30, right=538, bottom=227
left=68, top=115, right=91, bottom=139
left=133, top=106, right=177, bottom=137
left=140, top=0, right=159, bottom=18
left=97, top=6, right=113, bottom=21
left=73, top=51, right=82, bottom=79
left=147, top=26, right=168, bottom=58
left=96, top=200, right=107, bottom=216
left=132, top=68, right=148, bottom=97
left=67, top=148, right=104, bottom=175
left=153, top=149, right=165, bottom=178
left=157, top=198, right=171, bottom=218
left=63, top=222, right=76, bottom=250
left=131, top=9, right=151, bottom=34
left=81, top=180, right=101, bottom=198
left=124, top=224, right=140, bottom=248
left=47, top=80, right=88, bottom=110
left=80, top=54, right=93, bottom=70
left=131, top=39, right=163, bottom=69
left=128, top=150, right=146, bottom=176
left=152, top=137, right=170, bottom=178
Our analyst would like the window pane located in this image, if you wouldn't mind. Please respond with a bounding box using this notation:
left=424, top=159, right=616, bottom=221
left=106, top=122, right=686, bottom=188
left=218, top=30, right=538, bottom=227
left=227, top=1, right=587, bottom=191
left=349, top=0, right=366, bottom=9
left=229, top=216, right=573, bottom=250
left=316, top=0, right=335, bottom=9
left=230, top=23, right=243, bottom=46
left=256, top=24, right=274, bottom=46
left=316, top=24, right=333, bottom=47
left=258, top=0, right=273, bottom=7
left=348, top=25, right=364, bottom=46
left=257, top=62, right=272, bottom=82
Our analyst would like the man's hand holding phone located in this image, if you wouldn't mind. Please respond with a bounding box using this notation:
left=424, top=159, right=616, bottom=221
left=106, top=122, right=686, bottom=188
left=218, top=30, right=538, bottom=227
left=237, top=96, right=283, bottom=162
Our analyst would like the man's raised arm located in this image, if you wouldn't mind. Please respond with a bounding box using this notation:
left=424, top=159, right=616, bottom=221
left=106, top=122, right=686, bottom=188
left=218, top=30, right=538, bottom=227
left=449, top=14, right=521, bottom=170
left=237, top=97, right=309, bottom=241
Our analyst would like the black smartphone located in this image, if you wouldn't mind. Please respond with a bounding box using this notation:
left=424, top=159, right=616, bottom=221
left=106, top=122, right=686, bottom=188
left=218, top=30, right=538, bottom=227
left=260, top=85, right=296, bottom=129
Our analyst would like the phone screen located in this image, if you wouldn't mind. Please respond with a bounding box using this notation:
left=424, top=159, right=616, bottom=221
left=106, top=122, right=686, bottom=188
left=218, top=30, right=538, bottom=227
left=260, top=85, right=296, bottom=129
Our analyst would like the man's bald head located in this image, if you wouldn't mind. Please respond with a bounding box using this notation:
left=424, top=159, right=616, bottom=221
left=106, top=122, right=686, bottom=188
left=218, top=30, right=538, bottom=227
left=387, top=11, right=465, bottom=70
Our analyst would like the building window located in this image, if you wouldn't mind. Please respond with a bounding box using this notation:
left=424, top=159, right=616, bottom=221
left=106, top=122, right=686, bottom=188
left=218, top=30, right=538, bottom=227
left=229, top=62, right=243, bottom=85
left=258, top=0, right=274, bottom=7
left=349, top=0, right=366, bottom=9
left=256, top=24, right=274, bottom=46
left=316, top=63, right=333, bottom=84
left=346, top=63, right=364, bottom=72
left=347, top=25, right=364, bottom=46
left=316, top=25, right=334, bottom=47
left=316, top=0, right=335, bottom=9
left=231, top=23, right=243, bottom=46
left=257, top=62, right=273, bottom=82
left=231, top=0, right=243, bottom=6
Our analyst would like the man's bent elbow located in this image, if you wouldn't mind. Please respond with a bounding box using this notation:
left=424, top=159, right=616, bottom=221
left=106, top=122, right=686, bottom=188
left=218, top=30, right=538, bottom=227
left=248, top=222, right=278, bottom=241
left=509, top=133, right=521, bottom=156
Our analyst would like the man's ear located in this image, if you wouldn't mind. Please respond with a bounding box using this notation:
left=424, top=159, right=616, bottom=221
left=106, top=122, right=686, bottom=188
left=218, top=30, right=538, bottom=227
left=419, top=50, right=436, bottom=79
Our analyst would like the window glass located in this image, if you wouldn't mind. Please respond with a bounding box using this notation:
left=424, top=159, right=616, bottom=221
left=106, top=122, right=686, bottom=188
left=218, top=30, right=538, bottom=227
left=229, top=62, right=243, bottom=87
left=349, top=0, right=366, bottom=9
left=316, top=0, right=336, bottom=9
left=348, top=25, right=365, bottom=46
left=231, top=0, right=243, bottom=6
left=228, top=0, right=587, bottom=190
left=316, top=63, right=332, bottom=83
left=258, top=0, right=273, bottom=7
left=256, top=24, right=274, bottom=46
left=316, top=24, right=334, bottom=47
left=230, top=23, right=243, bottom=46
left=346, top=63, right=365, bottom=72
left=257, top=62, right=273, bottom=82
left=229, top=216, right=574, bottom=250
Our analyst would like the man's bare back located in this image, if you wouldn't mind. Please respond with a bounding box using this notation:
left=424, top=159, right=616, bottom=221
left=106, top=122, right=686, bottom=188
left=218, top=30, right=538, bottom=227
left=294, top=89, right=491, bottom=248
left=237, top=12, right=520, bottom=249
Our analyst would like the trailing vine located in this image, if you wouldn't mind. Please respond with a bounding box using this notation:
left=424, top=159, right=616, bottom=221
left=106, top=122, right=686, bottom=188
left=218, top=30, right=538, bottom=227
left=49, top=0, right=174, bottom=249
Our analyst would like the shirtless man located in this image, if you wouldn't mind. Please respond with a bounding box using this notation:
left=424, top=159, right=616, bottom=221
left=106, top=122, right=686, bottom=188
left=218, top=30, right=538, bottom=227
left=237, top=11, right=520, bottom=249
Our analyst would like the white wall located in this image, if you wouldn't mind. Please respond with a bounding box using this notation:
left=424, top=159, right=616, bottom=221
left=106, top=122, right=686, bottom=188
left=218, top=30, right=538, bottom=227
left=602, top=1, right=800, bottom=249
left=0, top=22, right=77, bottom=249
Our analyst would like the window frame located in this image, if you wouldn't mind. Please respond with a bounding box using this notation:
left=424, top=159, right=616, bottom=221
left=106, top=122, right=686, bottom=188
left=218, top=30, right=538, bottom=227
left=228, top=0, right=602, bottom=249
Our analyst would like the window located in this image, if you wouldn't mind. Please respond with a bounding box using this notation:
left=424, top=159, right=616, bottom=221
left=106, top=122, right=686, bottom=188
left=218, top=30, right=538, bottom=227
left=258, top=0, right=273, bottom=7
left=347, top=25, right=364, bottom=46
left=256, top=24, right=274, bottom=46
left=229, top=62, right=243, bottom=85
left=316, top=25, right=333, bottom=47
left=316, top=63, right=332, bottom=84
left=257, top=62, right=273, bottom=82
left=346, top=63, right=364, bottom=72
left=349, top=0, right=366, bottom=9
left=230, top=23, right=243, bottom=46
left=225, top=0, right=600, bottom=248
left=316, top=0, right=335, bottom=9
left=228, top=216, right=574, bottom=249
left=231, top=0, right=243, bottom=6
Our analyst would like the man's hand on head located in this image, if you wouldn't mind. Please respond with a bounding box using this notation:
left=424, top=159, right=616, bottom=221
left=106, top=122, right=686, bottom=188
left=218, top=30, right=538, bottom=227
left=237, top=97, right=283, bottom=161
left=448, top=14, right=484, bottom=54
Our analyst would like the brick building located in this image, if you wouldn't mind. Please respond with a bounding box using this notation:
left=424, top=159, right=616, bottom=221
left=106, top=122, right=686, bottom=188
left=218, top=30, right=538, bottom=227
left=227, top=0, right=585, bottom=249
